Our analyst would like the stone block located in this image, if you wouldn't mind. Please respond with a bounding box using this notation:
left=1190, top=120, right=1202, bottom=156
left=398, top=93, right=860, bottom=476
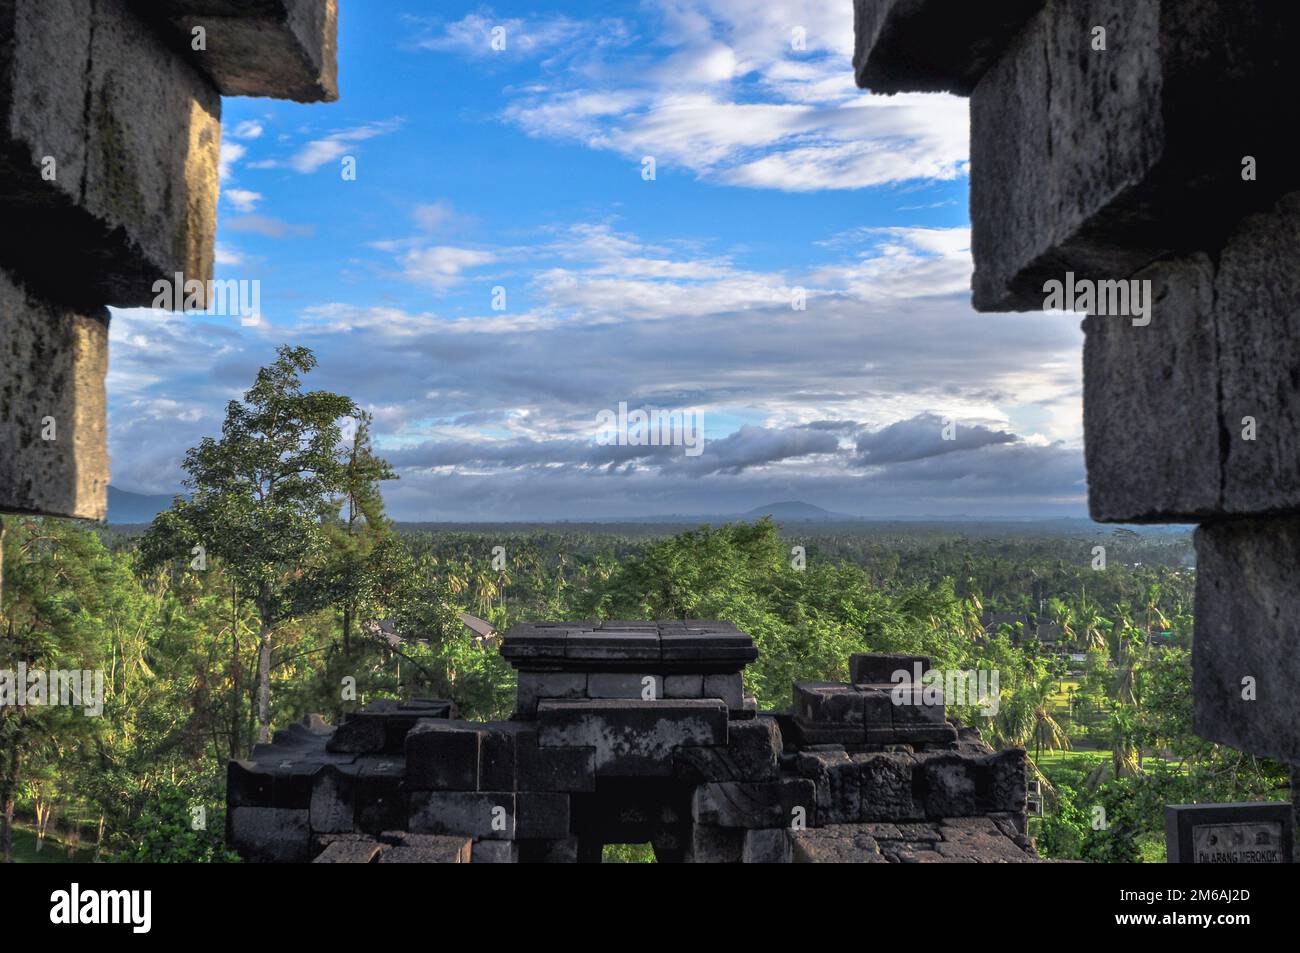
left=129, top=0, right=339, bottom=102
left=790, top=825, right=888, bottom=863
left=741, top=827, right=791, bottom=864
left=308, top=764, right=355, bottom=833
left=565, top=629, right=660, bottom=663
left=853, top=0, right=1045, bottom=95
left=229, top=806, right=310, bottom=863
left=517, top=836, right=579, bottom=863
left=664, top=674, right=704, bottom=697
left=971, top=0, right=1300, bottom=312
left=856, top=752, right=921, bottom=821
left=692, top=778, right=815, bottom=830
left=703, top=673, right=745, bottom=709
left=1083, top=254, right=1220, bottom=521
left=0, top=267, right=108, bottom=519
left=1215, top=194, right=1300, bottom=515
left=480, top=723, right=519, bottom=791
left=1194, top=520, right=1300, bottom=763
left=537, top=699, right=727, bottom=777
left=914, top=752, right=980, bottom=818
left=1, top=0, right=222, bottom=309
left=327, top=699, right=455, bottom=754
left=515, top=729, right=596, bottom=792
left=797, top=750, right=861, bottom=825
left=404, top=719, right=483, bottom=791
left=354, top=757, right=406, bottom=835
left=587, top=672, right=662, bottom=700
left=673, top=717, right=781, bottom=783
left=793, top=682, right=864, bottom=725
left=409, top=791, right=516, bottom=840
left=850, top=653, right=931, bottom=685
left=471, top=839, right=519, bottom=864
left=375, top=832, right=471, bottom=864
left=515, top=792, right=571, bottom=840
left=312, top=838, right=381, bottom=863
left=515, top=671, right=586, bottom=716
left=688, top=824, right=744, bottom=863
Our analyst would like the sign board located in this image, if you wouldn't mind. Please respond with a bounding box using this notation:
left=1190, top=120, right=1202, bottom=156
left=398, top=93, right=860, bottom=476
left=1165, top=803, right=1293, bottom=864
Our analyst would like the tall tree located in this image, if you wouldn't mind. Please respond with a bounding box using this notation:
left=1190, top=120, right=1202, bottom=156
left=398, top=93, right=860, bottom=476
left=322, top=412, right=398, bottom=655
left=141, top=346, right=356, bottom=743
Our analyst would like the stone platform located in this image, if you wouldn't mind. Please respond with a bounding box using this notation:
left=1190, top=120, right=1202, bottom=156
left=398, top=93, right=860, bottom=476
left=227, top=621, right=1037, bottom=863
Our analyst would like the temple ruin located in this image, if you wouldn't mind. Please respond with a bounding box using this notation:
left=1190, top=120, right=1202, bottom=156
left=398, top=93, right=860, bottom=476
left=229, top=621, right=1036, bottom=863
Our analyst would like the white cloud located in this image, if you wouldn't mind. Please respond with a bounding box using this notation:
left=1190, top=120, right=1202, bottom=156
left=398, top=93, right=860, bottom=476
left=398, top=246, right=497, bottom=290
left=290, top=119, right=404, bottom=174
left=458, top=0, right=968, bottom=192
left=232, top=120, right=265, bottom=140
left=219, top=142, right=246, bottom=182
left=224, top=188, right=263, bottom=213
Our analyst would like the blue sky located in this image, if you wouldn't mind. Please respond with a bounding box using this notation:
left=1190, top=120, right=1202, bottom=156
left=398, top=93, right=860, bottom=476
left=107, top=0, right=1087, bottom=521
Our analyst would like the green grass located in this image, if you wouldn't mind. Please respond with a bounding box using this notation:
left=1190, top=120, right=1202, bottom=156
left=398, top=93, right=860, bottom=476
left=5, top=825, right=96, bottom=864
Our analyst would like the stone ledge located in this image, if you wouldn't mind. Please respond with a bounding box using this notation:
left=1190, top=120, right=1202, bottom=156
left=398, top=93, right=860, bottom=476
left=1194, top=519, right=1300, bottom=764
left=853, top=0, right=1045, bottom=95
left=970, top=0, right=1300, bottom=312
left=128, top=0, right=339, bottom=103
left=1, top=0, right=222, bottom=310
left=0, top=266, right=108, bottom=520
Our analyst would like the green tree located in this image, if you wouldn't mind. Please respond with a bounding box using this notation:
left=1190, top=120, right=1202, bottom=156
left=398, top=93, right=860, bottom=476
left=141, top=346, right=357, bottom=743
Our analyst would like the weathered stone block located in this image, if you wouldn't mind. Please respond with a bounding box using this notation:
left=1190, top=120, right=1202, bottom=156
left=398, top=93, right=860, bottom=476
left=703, top=673, right=745, bottom=709
left=480, top=723, right=519, bottom=791
left=673, top=717, right=781, bottom=783
left=793, top=682, right=864, bottom=725
left=0, top=267, right=108, bottom=519
left=129, top=0, right=339, bottom=102
left=587, top=672, right=662, bottom=700
left=856, top=752, right=921, bottom=821
left=312, top=838, right=381, bottom=863
left=409, top=791, right=516, bottom=840
left=471, top=839, right=518, bottom=864
left=230, top=806, right=310, bottom=862
left=404, top=719, right=483, bottom=791
left=688, top=824, right=744, bottom=863
left=741, top=827, right=791, bottom=864
left=537, top=699, right=728, bottom=777
left=797, top=750, right=861, bottom=825
left=515, top=671, right=586, bottom=716
left=1215, top=194, right=1300, bottom=515
left=692, top=778, right=815, bottom=830
left=354, top=757, right=406, bottom=835
left=1, top=0, right=222, bottom=309
left=309, top=764, right=355, bottom=833
left=664, top=674, right=704, bottom=697
left=915, top=752, right=980, bottom=818
left=1083, top=255, right=1220, bottom=521
left=1194, top=520, right=1300, bottom=763
left=790, top=825, right=888, bottom=863
left=971, top=0, right=1300, bottom=313
left=376, top=832, right=471, bottom=864
left=515, top=792, right=570, bottom=840
left=850, top=653, right=930, bottom=685
left=515, top=729, right=596, bottom=792
left=853, top=0, right=1045, bottom=95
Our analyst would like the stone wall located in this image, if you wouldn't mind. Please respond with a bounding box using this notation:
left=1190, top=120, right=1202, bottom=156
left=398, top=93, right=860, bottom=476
left=228, top=621, right=1037, bottom=863
left=854, top=0, right=1300, bottom=779
left=0, top=0, right=339, bottom=519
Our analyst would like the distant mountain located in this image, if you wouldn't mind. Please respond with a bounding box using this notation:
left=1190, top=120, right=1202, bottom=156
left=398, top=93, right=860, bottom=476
left=108, top=486, right=179, bottom=524
left=739, top=501, right=857, bottom=522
